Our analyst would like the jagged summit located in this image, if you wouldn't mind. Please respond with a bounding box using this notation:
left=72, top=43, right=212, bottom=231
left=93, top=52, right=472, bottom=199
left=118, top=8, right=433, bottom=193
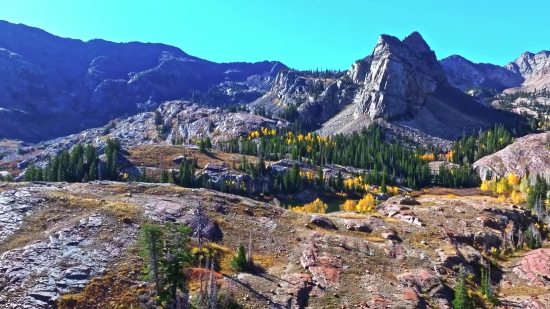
left=402, top=31, right=432, bottom=53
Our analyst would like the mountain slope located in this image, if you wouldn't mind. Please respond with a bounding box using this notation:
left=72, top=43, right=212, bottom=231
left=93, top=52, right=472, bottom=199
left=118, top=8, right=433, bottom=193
left=473, top=132, right=550, bottom=181
left=0, top=20, right=286, bottom=142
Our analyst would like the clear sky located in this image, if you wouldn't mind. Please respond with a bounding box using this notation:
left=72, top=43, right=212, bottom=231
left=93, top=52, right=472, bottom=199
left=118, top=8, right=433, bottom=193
left=1, top=0, right=548, bottom=70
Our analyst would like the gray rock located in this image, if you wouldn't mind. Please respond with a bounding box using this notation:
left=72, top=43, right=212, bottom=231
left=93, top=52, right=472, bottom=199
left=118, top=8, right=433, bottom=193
left=309, top=215, right=336, bottom=229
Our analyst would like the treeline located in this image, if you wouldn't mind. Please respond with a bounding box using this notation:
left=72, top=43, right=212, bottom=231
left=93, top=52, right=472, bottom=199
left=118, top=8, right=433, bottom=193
left=23, top=139, right=121, bottom=182
left=219, top=124, right=480, bottom=189
left=294, top=68, right=345, bottom=79
left=447, top=124, right=512, bottom=165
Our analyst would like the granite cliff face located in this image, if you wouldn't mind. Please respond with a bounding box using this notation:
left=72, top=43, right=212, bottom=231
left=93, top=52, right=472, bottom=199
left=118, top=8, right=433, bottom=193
left=351, top=32, right=448, bottom=119
left=0, top=20, right=286, bottom=142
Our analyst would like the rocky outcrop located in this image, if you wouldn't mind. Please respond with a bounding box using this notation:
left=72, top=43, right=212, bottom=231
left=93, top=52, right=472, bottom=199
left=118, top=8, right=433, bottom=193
left=0, top=20, right=286, bottom=142
left=0, top=213, right=137, bottom=308
left=309, top=215, right=337, bottom=229
left=151, top=200, right=219, bottom=240
left=300, top=236, right=343, bottom=288
left=473, top=132, right=550, bottom=180
left=513, top=248, right=550, bottom=287
left=440, top=55, right=524, bottom=91
left=352, top=32, right=448, bottom=119
left=0, top=189, right=44, bottom=243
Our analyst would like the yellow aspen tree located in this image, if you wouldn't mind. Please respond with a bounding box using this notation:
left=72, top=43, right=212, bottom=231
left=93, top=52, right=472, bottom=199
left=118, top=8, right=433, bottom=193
left=356, top=194, right=375, bottom=213
left=507, top=173, right=520, bottom=186
left=340, top=200, right=357, bottom=212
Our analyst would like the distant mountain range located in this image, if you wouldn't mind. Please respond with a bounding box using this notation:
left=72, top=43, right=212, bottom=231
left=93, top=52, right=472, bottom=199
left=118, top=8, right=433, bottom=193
left=0, top=20, right=285, bottom=142
left=0, top=20, right=547, bottom=143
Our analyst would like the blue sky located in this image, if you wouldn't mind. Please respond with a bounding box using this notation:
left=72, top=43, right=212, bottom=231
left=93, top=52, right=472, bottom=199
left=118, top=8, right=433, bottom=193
left=1, top=0, right=548, bottom=70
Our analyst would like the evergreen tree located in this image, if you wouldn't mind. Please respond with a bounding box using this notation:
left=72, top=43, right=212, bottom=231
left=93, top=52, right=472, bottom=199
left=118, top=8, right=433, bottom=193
left=161, top=223, right=193, bottom=304
left=316, top=166, right=324, bottom=188
left=231, top=244, right=248, bottom=271
left=24, top=162, right=37, bottom=181
left=161, top=170, right=169, bottom=183
left=453, top=267, right=474, bottom=309
left=140, top=224, right=164, bottom=296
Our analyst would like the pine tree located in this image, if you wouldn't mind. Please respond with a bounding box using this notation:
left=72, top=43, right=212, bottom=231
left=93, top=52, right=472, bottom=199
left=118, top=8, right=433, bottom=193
left=380, top=173, right=387, bottom=193
left=140, top=224, right=164, bottom=296
left=453, top=267, right=474, bottom=309
left=89, top=159, right=98, bottom=181
left=231, top=244, right=248, bottom=271
left=316, top=166, right=324, bottom=188
left=161, top=170, right=169, bottom=183
left=24, top=162, right=37, bottom=181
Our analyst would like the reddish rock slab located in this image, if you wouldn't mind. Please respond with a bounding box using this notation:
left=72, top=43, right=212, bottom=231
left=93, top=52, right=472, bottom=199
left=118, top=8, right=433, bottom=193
left=155, top=200, right=185, bottom=221
left=300, top=237, right=343, bottom=288
left=513, top=248, right=550, bottom=287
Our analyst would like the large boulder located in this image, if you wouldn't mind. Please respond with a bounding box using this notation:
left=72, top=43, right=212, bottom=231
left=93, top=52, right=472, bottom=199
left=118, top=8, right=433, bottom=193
left=309, top=215, right=337, bottom=229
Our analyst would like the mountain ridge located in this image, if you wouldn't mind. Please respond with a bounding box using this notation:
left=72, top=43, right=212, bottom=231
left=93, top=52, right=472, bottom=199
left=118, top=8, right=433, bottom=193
left=0, top=20, right=287, bottom=142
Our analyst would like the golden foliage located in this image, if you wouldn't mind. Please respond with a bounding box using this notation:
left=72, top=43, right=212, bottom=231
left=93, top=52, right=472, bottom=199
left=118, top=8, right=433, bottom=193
left=496, top=177, right=510, bottom=194
left=511, top=190, right=525, bottom=204
left=497, top=195, right=507, bottom=202
left=387, top=186, right=399, bottom=195
left=292, top=198, right=328, bottom=214
left=507, top=173, right=520, bottom=185
left=419, top=153, right=436, bottom=161
left=340, top=200, right=357, bottom=212
left=355, top=194, right=375, bottom=213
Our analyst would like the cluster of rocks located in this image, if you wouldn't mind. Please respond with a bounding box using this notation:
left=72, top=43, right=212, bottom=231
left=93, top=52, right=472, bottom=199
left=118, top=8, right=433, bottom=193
left=377, top=196, right=426, bottom=227
left=147, top=199, right=219, bottom=240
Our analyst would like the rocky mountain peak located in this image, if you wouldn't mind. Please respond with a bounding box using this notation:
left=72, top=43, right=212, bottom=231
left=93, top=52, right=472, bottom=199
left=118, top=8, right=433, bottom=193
left=509, top=50, right=550, bottom=78
left=402, top=31, right=432, bottom=53
left=352, top=31, right=448, bottom=119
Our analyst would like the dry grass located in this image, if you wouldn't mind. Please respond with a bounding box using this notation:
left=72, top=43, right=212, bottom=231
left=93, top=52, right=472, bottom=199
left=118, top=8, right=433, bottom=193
left=253, top=254, right=275, bottom=269
left=49, top=191, right=143, bottom=221
left=335, top=213, right=368, bottom=219
left=363, top=236, right=386, bottom=243
left=126, top=145, right=263, bottom=171
left=498, top=286, right=548, bottom=296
